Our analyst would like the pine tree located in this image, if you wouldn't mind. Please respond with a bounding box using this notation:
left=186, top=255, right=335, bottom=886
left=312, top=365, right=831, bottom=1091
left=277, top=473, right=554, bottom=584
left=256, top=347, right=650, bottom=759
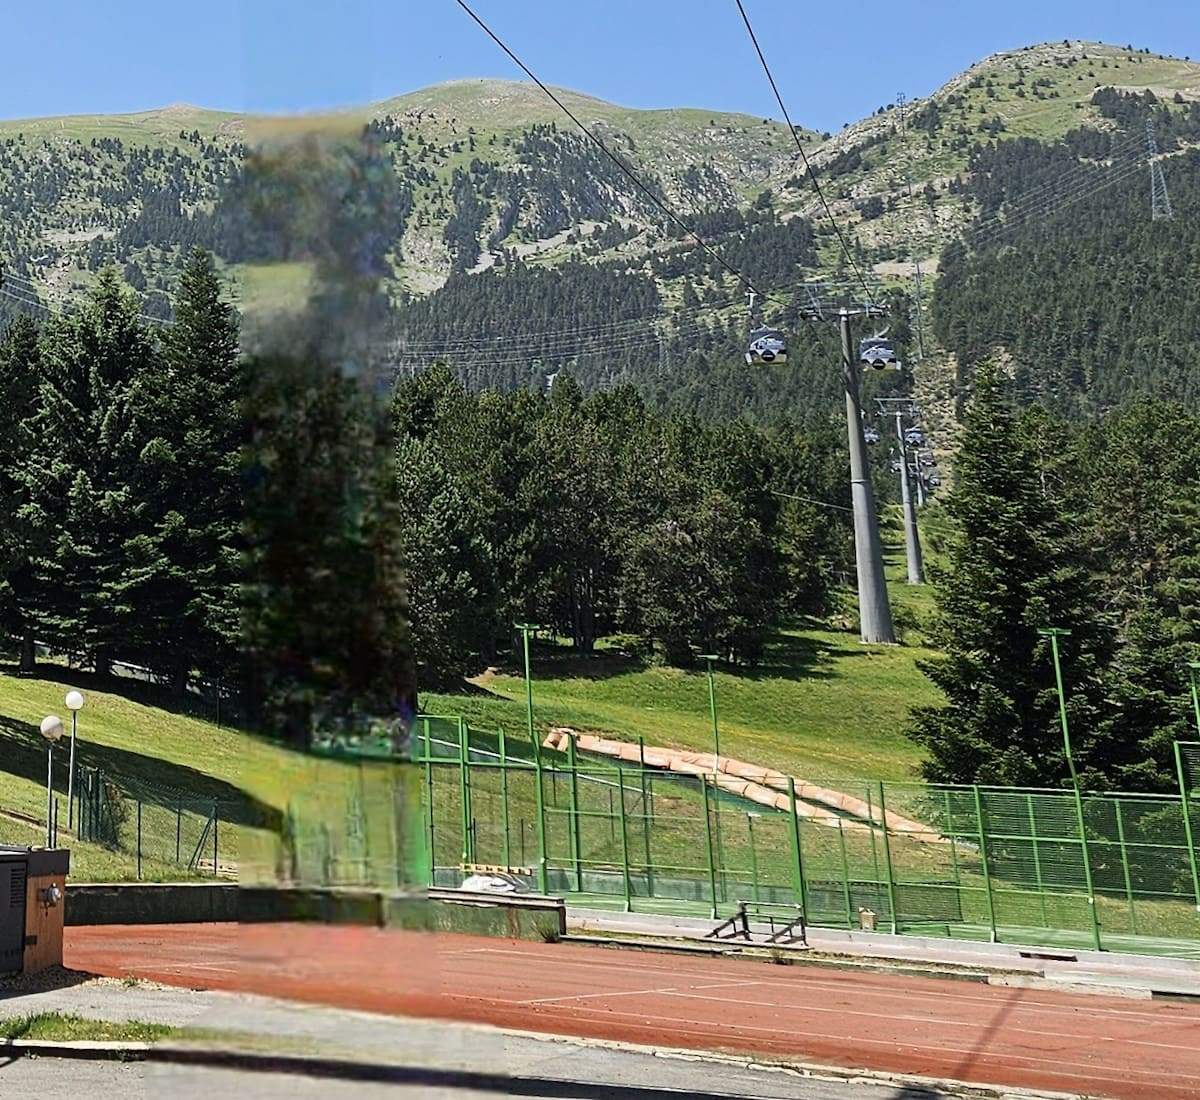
left=24, top=271, right=159, bottom=674
left=242, top=354, right=416, bottom=745
left=129, top=249, right=242, bottom=690
left=908, top=362, right=1112, bottom=787
left=0, top=316, right=43, bottom=672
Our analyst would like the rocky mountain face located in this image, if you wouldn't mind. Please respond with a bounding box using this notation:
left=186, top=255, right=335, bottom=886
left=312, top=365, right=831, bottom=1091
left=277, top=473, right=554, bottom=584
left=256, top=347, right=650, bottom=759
left=1, top=40, right=1197, bottom=419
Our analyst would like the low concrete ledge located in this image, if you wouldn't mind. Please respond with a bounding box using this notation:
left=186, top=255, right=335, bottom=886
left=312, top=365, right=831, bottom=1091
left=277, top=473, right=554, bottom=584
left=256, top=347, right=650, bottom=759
left=66, top=882, right=566, bottom=942
left=66, top=882, right=238, bottom=925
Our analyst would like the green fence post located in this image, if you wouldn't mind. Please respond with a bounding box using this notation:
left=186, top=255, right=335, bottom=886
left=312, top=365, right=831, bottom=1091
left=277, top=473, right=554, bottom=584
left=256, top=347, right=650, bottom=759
left=786, top=778, right=808, bottom=917
left=176, top=800, right=182, bottom=864
left=866, top=785, right=881, bottom=883
left=747, top=814, right=760, bottom=903
left=1025, top=793, right=1048, bottom=928
left=1175, top=742, right=1200, bottom=912
left=875, top=783, right=900, bottom=934
left=423, top=719, right=436, bottom=873
left=212, top=802, right=219, bottom=877
left=700, top=778, right=719, bottom=919
left=499, top=727, right=511, bottom=869
left=1113, top=797, right=1137, bottom=936
left=617, top=764, right=632, bottom=912
left=944, top=790, right=962, bottom=888
left=838, top=819, right=853, bottom=928
left=567, top=734, right=583, bottom=891
left=136, top=798, right=142, bottom=881
left=531, top=731, right=549, bottom=894
left=1041, top=628, right=1103, bottom=952
left=972, top=786, right=997, bottom=943
left=639, top=738, right=653, bottom=896
left=457, top=718, right=474, bottom=866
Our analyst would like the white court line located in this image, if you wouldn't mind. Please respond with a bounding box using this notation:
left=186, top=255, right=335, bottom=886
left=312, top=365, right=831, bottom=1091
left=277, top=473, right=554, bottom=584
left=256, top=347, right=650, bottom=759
left=491, top=996, right=1200, bottom=1092
left=442, top=946, right=1192, bottom=1025
left=652, top=987, right=1199, bottom=1055
left=519, top=979, right=760, bottom=1007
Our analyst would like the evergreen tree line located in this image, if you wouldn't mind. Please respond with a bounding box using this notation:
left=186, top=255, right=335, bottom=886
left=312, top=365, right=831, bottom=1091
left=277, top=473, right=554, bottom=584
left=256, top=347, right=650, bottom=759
left=391, top=365, right=853, bottom=686
left=0, top=253, right=241, bottom=688
left=0, top=251, right=414, bottom=746
left=934, top=93, right=1200, bottom=414
left=912, top=363, right=1200, bottom=794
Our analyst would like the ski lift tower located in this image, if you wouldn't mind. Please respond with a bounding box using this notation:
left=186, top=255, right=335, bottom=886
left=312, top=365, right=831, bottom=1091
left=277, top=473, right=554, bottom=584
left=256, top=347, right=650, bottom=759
left=801, top=290, right=896, bottom=643
left=876, top=396, right=925, bottom=585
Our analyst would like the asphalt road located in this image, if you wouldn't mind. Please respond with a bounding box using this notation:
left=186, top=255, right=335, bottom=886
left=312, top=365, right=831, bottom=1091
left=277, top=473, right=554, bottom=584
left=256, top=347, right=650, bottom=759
left=0, top=1056, right=964, bottom=1099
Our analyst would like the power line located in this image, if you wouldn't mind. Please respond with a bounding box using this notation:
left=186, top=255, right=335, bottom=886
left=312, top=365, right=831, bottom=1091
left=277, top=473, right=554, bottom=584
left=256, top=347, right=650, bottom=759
left=769, top=489, right=852, bottom=513
left=733, top=0, right=875, bottom=310
left=452, top=0, right=776, bottom=307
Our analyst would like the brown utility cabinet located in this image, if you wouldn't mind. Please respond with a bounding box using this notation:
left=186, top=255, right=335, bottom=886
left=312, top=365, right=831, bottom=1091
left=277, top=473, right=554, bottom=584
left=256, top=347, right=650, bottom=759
left=1, top=846, right=70, bottom=976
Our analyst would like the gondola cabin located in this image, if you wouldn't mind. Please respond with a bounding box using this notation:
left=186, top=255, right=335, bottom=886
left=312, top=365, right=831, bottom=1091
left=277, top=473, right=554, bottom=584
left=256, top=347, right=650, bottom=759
left=745, top=327, right=788, bottom=365
left=859, top=337, right=899, bottom=370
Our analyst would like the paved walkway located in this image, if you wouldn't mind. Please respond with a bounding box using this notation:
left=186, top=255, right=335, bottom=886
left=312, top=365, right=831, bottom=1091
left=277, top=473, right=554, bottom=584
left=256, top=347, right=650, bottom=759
left=2, top=980, right=960, bottom=1098
left=63, top=922, right=1200, bottom=1098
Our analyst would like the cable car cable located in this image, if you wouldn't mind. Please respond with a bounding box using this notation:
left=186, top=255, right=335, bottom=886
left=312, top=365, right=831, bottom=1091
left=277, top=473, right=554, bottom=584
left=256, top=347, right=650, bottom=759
left=453, top=0, right=778, bottom=307
left=733, top=0, right=876, bottom=311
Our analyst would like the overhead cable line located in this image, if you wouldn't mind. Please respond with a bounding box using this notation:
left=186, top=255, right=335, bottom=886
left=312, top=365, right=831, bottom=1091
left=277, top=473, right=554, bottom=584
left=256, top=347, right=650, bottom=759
left=453, top=0, right=780, bottom=308
left=733, top=0, right=875, bottom=311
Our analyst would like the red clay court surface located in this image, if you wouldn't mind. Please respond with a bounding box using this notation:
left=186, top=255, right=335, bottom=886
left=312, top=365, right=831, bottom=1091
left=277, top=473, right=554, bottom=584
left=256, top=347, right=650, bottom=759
left=67, top=922, right=1200, bottom=1099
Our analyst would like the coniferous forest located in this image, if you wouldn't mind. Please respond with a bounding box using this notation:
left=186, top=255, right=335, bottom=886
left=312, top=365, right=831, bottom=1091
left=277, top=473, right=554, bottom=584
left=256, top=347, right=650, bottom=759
left=2, top=54, right=1199, bottom=794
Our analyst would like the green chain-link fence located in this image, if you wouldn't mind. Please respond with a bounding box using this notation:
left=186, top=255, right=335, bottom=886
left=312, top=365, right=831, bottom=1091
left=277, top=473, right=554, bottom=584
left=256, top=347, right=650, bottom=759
left=73, top=765, right=226, bottom=879
left=396, top=721, right=1200, bottom=956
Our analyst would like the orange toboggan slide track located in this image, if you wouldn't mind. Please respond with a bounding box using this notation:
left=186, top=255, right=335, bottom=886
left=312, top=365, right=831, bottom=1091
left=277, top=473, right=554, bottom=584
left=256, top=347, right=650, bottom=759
left=541, top=729, right=944, bottom=844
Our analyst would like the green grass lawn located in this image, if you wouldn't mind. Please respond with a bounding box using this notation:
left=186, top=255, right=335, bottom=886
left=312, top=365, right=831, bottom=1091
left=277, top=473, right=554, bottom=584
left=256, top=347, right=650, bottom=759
left=427, top=619, right=937, bottom=787
left=0, top=664, right=327, bottom=881
left=0, top=1012, right=180, bottom=1043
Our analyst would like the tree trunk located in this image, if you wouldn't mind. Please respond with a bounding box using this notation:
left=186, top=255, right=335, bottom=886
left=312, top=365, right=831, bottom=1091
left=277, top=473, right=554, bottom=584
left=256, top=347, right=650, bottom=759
left=18, top=631, right=35, bottom=676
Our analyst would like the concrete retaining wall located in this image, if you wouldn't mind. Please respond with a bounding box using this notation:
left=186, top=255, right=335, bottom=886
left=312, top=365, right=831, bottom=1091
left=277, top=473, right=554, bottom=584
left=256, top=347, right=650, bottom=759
left=68, top=882, right=563, bottom=942
left=66, top=883, right=238, bottom=925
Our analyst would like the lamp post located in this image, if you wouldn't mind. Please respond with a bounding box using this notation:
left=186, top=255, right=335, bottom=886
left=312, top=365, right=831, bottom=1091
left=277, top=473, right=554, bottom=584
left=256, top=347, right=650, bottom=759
left=515, top=624, right=539, bottom=757
left=697, top=653, right=724, bottom=900
left=65, top=691, right=84, bottom=831
left=1039, top=626, right=1102, bottom=950
left=39, top=715, right=65, bottom=847
left=697, top=654, right=721, bottom=772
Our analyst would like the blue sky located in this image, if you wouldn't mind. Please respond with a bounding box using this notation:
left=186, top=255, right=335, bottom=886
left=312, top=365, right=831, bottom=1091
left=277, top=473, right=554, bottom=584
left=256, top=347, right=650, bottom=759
left=3, top=1, right=1196, bottom=130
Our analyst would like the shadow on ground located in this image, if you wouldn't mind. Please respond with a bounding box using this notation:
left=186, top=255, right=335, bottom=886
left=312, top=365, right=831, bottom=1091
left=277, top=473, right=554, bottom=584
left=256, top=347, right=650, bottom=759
left=0, top=714, right=281, bottom=834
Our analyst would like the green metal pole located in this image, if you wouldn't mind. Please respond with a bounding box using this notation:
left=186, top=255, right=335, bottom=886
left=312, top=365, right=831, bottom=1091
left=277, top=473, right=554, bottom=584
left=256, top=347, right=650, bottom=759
left=639, top=737, right=653, bottom=896
left=567, top=734, right=582, bottom=891
left=1041, top=628, right=1102, bottom=951
left=1174, top=741, right=1200, bottom=912
left=866, top=785, right=881, bottom=884
left=945, top=790, right=961, bottom=888
left=518, top=623, right=538, bottom=758
left=423, top=719, right=435, bottom=872
left=457, top=717, right=472, bottom=866
left=972, top=785, right=998, bottom=943
left=1026, top=793, right=1048, bottom=928
left=786, top=778, right=808, bottom=916
left=700, top=778, right=719, bottom=919
left=499, top=727, right=511, bottom=870
left=699, top=655, right=725, bottom=901
left=876, top=783, right=900, bottom=934
left=838, top=819, right=853, bottom=928
left=1188, top=662, right=1200, bottom=737
left=617, top=764, right=632, bottom=912
left=531, top=730, right=549, bottom=894
left=747, top=814, right=760, bottom=903
left=1113, top=797, right=1137, bottom=936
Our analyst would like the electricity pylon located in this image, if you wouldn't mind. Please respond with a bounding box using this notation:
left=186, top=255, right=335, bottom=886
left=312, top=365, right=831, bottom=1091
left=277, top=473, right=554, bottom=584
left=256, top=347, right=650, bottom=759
left=1147, top=119, right=1173, bottom=222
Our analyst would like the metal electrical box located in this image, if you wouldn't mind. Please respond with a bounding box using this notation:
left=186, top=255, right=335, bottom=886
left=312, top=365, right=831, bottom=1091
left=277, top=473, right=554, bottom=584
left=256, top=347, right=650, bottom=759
left=0, top=846, right=70, bottom=976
